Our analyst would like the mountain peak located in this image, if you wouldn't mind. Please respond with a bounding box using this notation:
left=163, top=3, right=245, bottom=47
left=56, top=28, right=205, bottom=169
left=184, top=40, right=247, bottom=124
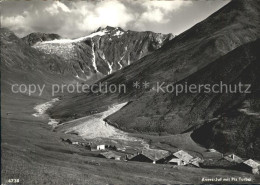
left=94, top=26, right=124, bottom=33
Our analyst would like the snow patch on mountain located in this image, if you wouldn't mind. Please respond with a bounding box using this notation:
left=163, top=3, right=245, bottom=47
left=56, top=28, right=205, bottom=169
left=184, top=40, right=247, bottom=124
left=33, top=98, right=59, bottom=117
left=91, top=38, right=99, bottom=73
left=238, top=100, right=260, bottom=118
left=40, top=29, right=109, bottom=44
left=118, top=55, right=125, bottom=70
left=113, top=30, right=124, bottom=37
left=99, top=51, right=113, bottom=74
left=107, top=61, right=113, bottom=74
left=127, top=55, right=131, bottom=65
left=239, top=108, right=260, bottom=118
left=118, top=60, right=123, bottom=70
left=34, top=42, right=76, bottom=61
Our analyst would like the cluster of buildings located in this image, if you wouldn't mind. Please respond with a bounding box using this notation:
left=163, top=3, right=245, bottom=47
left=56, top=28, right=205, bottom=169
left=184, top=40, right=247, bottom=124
left=128, top=150, right=260, bottom=174
left=61, top=138, right=260, bottom=175
left=62, top=138, right=112, bottom=151
left=128, top=150, right=202, bottom=167
left=223, top=154, right=260, bottom=175
left=200, top=150, right=260, bottom=175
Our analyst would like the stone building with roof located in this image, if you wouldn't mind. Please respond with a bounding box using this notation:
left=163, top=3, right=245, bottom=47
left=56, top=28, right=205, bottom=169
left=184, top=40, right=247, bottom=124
left=239, top=159, right=260, bottom=174
left=98, top=151, right=121, bottom=160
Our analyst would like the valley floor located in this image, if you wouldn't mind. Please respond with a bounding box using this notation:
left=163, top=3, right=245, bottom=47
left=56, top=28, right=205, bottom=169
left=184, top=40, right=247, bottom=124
left=1, top=93, right=259, bottom=184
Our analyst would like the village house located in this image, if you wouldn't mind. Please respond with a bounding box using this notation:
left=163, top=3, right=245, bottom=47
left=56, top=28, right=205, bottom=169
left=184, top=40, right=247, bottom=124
left=170, top=150, right=194, bottom=165
left=90, top=144, right=106, bottom=151
left=72, top=141, right=79, bottom=145
left=189, top=157, right=203, bottom=168
left=97, top=144, right=105, bottom=150
left=204, top=148, right=223, bottom=159
left=224, top=154, right=243, bottom=163
left=126, top=154, right=135, bottom=160
left=239, top=159, right=260, bottom=174
left=98, top=151, right=121, bottom=160
left=129, top=150, right=169, bottom=164
left=168, top=158, right=183, bottom=165
left=207, top=148, right=217, bottom=153
left=129, top=152, right=157, bottom=164
left=106, top=145, right=117, bottom=151
left=117, top=147, right=126, bottom=152
left=61, top=138, right=72, bottom=144
left=157, top=150, right=200, bottom=167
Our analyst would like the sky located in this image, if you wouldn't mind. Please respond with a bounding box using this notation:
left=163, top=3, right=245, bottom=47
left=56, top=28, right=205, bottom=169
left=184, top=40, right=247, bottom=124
left=1, top=0, right=230, bottom=38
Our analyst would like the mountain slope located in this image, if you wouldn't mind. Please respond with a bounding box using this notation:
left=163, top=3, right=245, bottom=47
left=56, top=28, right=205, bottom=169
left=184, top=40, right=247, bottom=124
left=27, top=26, right=174, bottom=81
left=107, top=38, right=260, bottom=132
left=190, top=43, right=260, bottom=160
left=0, top=27, right=80, bottom=99
left=49, top=0, right=260, bottom=133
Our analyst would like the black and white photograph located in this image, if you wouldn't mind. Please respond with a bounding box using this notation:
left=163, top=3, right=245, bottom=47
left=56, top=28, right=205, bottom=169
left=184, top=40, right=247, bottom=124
left=1, top=0, right=260, bottom=184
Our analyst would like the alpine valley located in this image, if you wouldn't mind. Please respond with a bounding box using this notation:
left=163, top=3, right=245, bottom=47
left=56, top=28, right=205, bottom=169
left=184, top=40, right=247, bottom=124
left=1, top=0, right=260, bottom=184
